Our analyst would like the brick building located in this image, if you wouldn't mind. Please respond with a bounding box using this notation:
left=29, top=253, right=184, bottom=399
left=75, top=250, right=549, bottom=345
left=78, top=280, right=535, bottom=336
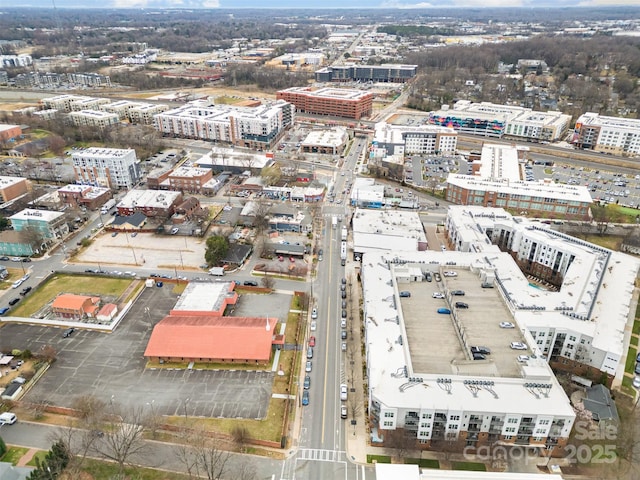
left=0, top=176, right=29, bottom=202
left=277, top=87, right=374, bottom=120
left=168, top=166, right=213, bottom=193
left=0, top=124, right=22, bottom=144
left=117, top=189, right=182, bottom=218
left=57, top=184, right=112, bottom=210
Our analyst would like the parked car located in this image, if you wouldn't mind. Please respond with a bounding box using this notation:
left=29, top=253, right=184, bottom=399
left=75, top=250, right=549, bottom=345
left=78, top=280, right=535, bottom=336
left=62, top=327, right=75, bottom=338
left=0, top=256, right=9, bottom=261
left=341, top=330, right=347, bottom=340
left=450, top=290, right=465, bottom=296
left=19, top=287, right=32, bottom=296
left=310, top=321, right=317, bottom=331
left=308, top=336, right=316, bottom=347
left=340, top=405, right=348, bottom=419
left=10, top=257, right=21, bottom=262
left=518, top=355, right=530, bottom=363
left=471, top=346, right=491, bottom=355
left=304, top=375, right=311, bottom=390
left=311, top=308, right=318, bottom=319
left=437, top=308, right=451, bottom=314
left=111, top=232, right=118, bottom=237
left=21, top=257, right=31, bottom=262
left=399, top=291, right=411, bottom=298
left=341, top=318, right=346, bottom=328
left=472, top=352, right=486, bottom=361
left=340, top=384, right=348, bottom=401
left=0, top=412, right=17, bottom=425
left=305, top=361, right=312, bottom=372
left=434, top=272, right=442, bottom=282
left=634, top=376, right=640, bottom=389
left=432, top=292, right=445, bottom=299
left=443, top=271, right=457, bottom=277
left=171, top=227, right=179, bottom=235
left=302, top=390, right=310, bottom=406
left=243, top=281, right=258, bottom=287
left=8, top=298, right=20, bottom=306
left=499, top=322, right=515, bottom=329
left=341, top=342, right=347, bottom=352
left=510, top=342, right=527, bottom=350
left=425, top=272, right=432, bottom=282
left=455, top=302, right=469, bottom=309
left=0, top=307, right=10, bottom=315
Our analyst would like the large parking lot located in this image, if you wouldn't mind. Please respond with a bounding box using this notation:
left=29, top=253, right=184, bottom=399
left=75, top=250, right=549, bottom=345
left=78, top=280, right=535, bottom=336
left=2, top=284, right=285, bottom=419
left=399, top=268, right=529, bottom=377
left=75, top=232, right=207, bottom=270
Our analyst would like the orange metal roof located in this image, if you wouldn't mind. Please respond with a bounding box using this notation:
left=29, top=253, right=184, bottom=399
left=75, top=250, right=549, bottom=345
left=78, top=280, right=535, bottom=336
left=144, top=315, right=278, bottom=361
left=51, top=294, right=96, bottom=311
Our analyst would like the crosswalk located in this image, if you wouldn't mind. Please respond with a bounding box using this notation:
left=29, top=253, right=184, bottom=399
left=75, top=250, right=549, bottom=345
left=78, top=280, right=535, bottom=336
left=297, top=448, right=344, bottom=462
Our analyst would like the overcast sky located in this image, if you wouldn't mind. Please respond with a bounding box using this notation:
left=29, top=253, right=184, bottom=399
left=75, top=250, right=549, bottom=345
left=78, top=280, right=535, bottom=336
left=14, top=0, right=640, bottom=8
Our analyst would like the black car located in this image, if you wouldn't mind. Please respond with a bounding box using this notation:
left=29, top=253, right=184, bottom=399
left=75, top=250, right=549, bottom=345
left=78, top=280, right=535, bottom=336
left=451, top=290, right=465, bottom=296
left=19, top=287, right=32, bottom=296
left=0, top=256, right=9, bottom=261
left=62, top=328, right=75, bottom=338
left=455, top=302, right=469, bottom=309
left=8, top=298, right=20, bottom=306
left=341, top=330, right=347, bottom=340
left=471, top=346, right=491, bottom=355
left=21, top=257, right=31, bottom=262
left=243, top=280, right=258, bottom=287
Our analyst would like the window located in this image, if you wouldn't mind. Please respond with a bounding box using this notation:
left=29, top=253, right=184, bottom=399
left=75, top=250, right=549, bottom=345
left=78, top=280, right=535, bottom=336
left=505, top=427, right=516, bottom=433
left=449, top=415, right=460, bottom=421
left=508, top=418, right=519, bottom=424
left=384, top=412, right=394, bottom=418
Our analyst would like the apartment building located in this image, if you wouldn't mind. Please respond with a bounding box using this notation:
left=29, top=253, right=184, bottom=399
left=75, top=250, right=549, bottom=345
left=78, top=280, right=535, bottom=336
left=445, top=174, right=592, bottom=220
left=573, top=112, right=640, bottom=157
left=42, top=95, right=109, bottom=113
left=101, top=100, right=168, bottom=125
left=117, top=189, right=182, bottom=218
left=373, top=122, right=458, bottom=155
left=57, top=184, right=112, bottom=210
left=314, top=63, right=417, bottom=83
left=429, top=101, right=569, bottom=141
left=153, top=100, right=294, bottom=149
left=0, top=54, right=32, bottom=68
left=71, top=147, right=140, bottom=190
left=10, top=208, right=68, bottom=240
left=68, top=110, right=119, bottom=130
left=67, top=72, right=111, bottom=87
left=0, top=176, right=29, bottom=202
left=168, top=166, right=213, bottom=193
left=277, top=87, right=373, bottom=120
left=0, top=125, right=22, bottom=144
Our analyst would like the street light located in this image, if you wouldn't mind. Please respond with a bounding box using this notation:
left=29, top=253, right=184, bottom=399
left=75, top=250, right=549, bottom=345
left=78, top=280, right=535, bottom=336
left=183, top=398, right=190, bottom=420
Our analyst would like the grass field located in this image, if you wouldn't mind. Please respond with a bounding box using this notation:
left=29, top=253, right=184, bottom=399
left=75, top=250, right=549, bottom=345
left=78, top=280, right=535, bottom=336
left=81, top=459, right=191, bottom=480
left=452, top=461, right=487, bottom=471
left=10, top=274, right=132, bottom=317
left=582, top=235, right=625, bottom=251
left=0, top=447, right=29, bottom=465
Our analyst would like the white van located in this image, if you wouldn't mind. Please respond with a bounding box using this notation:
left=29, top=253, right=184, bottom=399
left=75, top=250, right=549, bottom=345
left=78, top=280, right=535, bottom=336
left=0, top=412, right=17, bottom=425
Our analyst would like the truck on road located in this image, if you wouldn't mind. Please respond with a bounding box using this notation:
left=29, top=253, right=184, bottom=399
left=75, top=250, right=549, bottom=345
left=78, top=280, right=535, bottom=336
left=101, top=199, right=116, bottom=214
left=332, top=215, right=338, bottom=229
left=341, top=226, right=347, bottom=241
left=340, top=241, right=347, bottom=265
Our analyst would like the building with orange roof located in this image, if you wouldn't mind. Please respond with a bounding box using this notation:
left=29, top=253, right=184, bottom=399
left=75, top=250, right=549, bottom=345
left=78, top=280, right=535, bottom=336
left=52, top=294, right=100, bottom=320
left=144, top=315, right=279, bottom=364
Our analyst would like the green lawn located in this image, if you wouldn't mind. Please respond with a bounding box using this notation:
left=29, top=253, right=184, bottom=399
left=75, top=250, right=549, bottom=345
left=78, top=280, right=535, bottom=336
left=367, top=454, right=392, bottom=464
left=631, top=336, right=639, bottom=347
left=0, top=447, right=29, bottom=465
left=621, top=375, right=636, bottom=397
left=82, top=459, right=191, bottom=479
left=10, top=274, right=132, bottom=317
left=452, top=461, right=487, bottom=471
left=26, top=450, right=47, bottom=467
left=633, top=319, right=640, bottom=336
left=405, top=458, right=440, bottom=468
left=625, top=348, right=637, bottom=374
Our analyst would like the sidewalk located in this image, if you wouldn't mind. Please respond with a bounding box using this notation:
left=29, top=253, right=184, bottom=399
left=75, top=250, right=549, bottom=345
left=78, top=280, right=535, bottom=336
left=16, top=447, right=38, bottom=467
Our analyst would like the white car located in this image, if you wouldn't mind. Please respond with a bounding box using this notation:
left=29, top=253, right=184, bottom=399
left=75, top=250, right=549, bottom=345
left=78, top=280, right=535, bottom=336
left=310, top=321, right=317, bottom=331
left=517, top=355, right=530, bottom=363
left=311, top=308, right=318, bottom=319
left=340, top=383, right=348, bottom=401
left=634, top=376, right=640, bottom=389
left=432, top=292, right=445, bottom=299
left=305, top=361, right=312, bottom=372
left=443, top=271, right=457, bottom=277
left=499, top=322, right=515, bottom=329
left=341, top=318, right=346, bottom=328
left=510, top=342, right=527, bottom=350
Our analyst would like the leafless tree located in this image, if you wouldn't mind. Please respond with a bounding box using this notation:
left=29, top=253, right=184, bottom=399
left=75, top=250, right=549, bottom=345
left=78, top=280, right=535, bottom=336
left=175, top=427, right=231, bottom=480
left=51, top=419, right=101, bottom=477
left=230, top=457, right=258, bottom=480
left=91, top=403, right=151, bottom=479
left=261, top=272, right=275, bottom=289
left=37, top=344, right=58, bottom=363
left=231, top=425, right=251, bottom=453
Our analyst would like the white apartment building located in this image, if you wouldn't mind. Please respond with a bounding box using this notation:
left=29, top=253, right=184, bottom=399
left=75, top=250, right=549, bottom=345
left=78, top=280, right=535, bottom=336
left=373, top=122, right=458, bottom=155
left=68, top=110, right=119, bottom=130
left=101, top=100, right=168, bottom=125
left=429, top=101, right=570, bottom=141
left=573, top=112, right=640, bottom=157
left=71, top=147, right=140, bottom=190
left=358, top=205, right=639, bottom=455
left=153, top=100, right=294, bottom=149
left=42, top=95, right=100, bottom=113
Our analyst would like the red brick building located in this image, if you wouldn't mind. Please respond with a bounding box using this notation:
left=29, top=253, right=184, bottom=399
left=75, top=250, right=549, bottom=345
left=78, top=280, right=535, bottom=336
left=168, top=166, right=213, bottom=193
left=0, top=176, right=29, bottom=203
left=277, top=87, right=373, bottom=120
left=0, top=124, right=22, bottom=143
left=57, top=184, right=112, bottom=210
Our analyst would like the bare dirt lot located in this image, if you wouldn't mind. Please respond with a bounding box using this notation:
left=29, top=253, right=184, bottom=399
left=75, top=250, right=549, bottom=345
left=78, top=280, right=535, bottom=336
left=74, top=232, right=207, bottom=270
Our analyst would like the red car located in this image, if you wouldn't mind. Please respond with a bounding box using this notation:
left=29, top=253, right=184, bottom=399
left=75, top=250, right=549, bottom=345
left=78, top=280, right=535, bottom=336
left=309, top=336, right=316, bottom=347
left=278, top=256, right=284, bottom=262
left=290, top=257, right=296, bottom=263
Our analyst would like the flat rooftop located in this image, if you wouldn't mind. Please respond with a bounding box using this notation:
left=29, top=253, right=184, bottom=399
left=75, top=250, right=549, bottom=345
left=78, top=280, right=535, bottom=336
left=172, top=281, right=236, bottom=313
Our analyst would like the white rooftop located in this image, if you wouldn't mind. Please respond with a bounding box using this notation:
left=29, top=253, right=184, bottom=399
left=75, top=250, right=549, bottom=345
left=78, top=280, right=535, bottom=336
left=350, top=177, right=384, bottom=204
left=302, top=128, right=348, bottom=147
left=446, top=174, right=593, bottom=203
left=169, top=166, right=211, bottom=178
left=352, top=208, right=427, bottom=253
left=118, top=189, right=181, bottom=209
left=172, top=281, right=235, bottom=313
left=0, top=176, right=26, bottom=188
left=10, top=208, right=65, bottom=222
left=71, top=147, right=135, bottom=159
left=477, top=143, right=522, bottom=181
left=195, top=148, right=273, bottom=170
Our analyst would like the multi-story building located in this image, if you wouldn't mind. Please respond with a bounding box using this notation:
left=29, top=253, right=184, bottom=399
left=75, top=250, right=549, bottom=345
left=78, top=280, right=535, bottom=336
left=71, top=148, right=140, bottom=190
left=0, top=125, right=22, bottom=144
left=67, top=72, right=111, bottom=87
left=265, top=52, right=325, bottom=69
left=373, top=122, right=458, bottom=155
left=277, top=87, right=373, bottom=120
left=314, top=63, right=417, bottom=83
left=153, top=100, right=294, bottom=150
left=42, top=95, right=108, bottom=113
left=429, top=101, right=570, bottom=141
left=14, top=72, right=39, bottom=89
left=0, top=71, right=8, bottom=85
left=117, top=189, right=182, bottom=218
left=68, top=110, right=119, bottom=130
left=9, top=208, right=68, bottom=240
left=300, top=128, right=349, bottom=155
left=0, top=176, right=29, bottom=202
left=168, top=167, right=213, bottom=193
left=57, top=184, right=112, bottom=210
left=0, top=54, right=32, bottom=68
left=445, top=174, right=592, bottom=220
left=573, top=112, right=640, bottom=157
left=101, top=100, right=168, bottom=125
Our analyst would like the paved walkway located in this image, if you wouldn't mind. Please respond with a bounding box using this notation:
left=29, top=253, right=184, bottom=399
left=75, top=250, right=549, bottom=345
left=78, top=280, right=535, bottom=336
left=16, top=448, right=38, bottom=467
